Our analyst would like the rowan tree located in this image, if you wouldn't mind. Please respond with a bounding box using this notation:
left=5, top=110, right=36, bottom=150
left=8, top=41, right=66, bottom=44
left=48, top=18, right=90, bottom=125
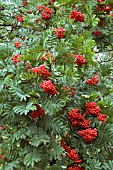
left=0, top=0, right=113, bottom=169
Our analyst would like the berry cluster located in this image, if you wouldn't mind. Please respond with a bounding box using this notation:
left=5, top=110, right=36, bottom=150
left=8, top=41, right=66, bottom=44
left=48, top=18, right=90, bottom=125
left=31, top=65, right=51, bottom=77
left=14, top=41, right=21, bottom=48
left=68, top=166, right=85, bottom=170
left=11, top=54, right=22, bottom=64
left=97, top=4, right=112, bottom=14
left=68, top=102, right=106, bottom=143
left=53, top=27, right=65, bottom=39
left=68, top=108, right=90, bottom=129
left=92, top=31, right=102, bottom=36
left=37, top=5, right=53, bottom=20
left=40, top=80, right=57, bottom=95
left=85, top=101, right=106, bottom=122
left=78, top=128, right=97, bottom=143
left=22, top=0, right=28, bottom=6
left=85, top=101, right=101, bottom=116
left=97, top=0, right=104, bottom=2
left=61, top=140, right=82, bottom=164
left=31, top=105, right=45, bottom=119
left=41, top=53, right=54, bottom=62
left=17, top=15, right=23, bottom=22
left=97, top=113, right=107, bottom=122
left=74, top=55, right=86, bottom=67
left=69, top=10, right=84, bottom=22
left=86, top=76, right=99, bottom=85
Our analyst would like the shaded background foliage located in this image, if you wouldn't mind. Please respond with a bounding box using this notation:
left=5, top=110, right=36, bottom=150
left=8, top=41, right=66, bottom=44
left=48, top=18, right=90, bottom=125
left=0, top=0, right=113, bottom=169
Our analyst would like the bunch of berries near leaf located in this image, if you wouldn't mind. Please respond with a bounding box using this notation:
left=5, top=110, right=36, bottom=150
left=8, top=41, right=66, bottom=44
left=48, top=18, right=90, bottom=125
left=40, top=80, right=57, bottom=95
left=61, top=140, right=82, bottom=164
left=85, top=101, right=106, bottom=122
left=52, top=27, right=65, bottom=39
left=69, top=10, right=84, bottom=22
left=86, top=75, right=99, bottom=85
left=31, top=65, right=51, bottom=77
left=11, top=54, right=22, bottom=64
left=37, top=5, right=53, bottom=20
left=31, top=105, right=45, bottom=119
left=74, top=55, right=86, bottom=67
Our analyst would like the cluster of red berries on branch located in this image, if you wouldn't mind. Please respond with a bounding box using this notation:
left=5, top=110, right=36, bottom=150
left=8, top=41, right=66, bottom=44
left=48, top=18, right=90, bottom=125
left=67, top=101, right=106, bottom=142
left=31, top=65, right=51, bottom=77
left=68, top=108, right=90, bottom=129
left=31, top=105, right=45, bottom=119
left=85, top=101, right=106, bottom=122
left=96, top=3, right=112, bottom=14
left=78, top=128, right=97, bottom=143
left=92, top=31, right=102, bottom=36
left=17, top=15, right=23, bottom=22
left=14, top=41, right=21, bottom=48
left=52, top=27, right=65, bottom=39
left=69, top=10, right=84, bottom=22
left=37, top=5, right=53, bottom=20
left=22, top=0, right=28, bottom=6
left=61, top=139, right=82, bottom=164
left=40, top=80, right=57, bottom=95
left=11, top=54, right=22, bottom=64
left=97, top=0, right=104, bottom=2
left=94, top=0, right=113, bottom=37
left=86, top=75, right=99, bottom=85
left=85, top=101, right=101, bottom=116
left=74, top=55, right=86, bottom=67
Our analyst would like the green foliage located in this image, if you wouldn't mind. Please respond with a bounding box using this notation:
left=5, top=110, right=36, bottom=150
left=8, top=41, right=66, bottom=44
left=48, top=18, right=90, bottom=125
left=47, top=142, right=65, bottom=160
left=98, top=123, right=113, bottom=145
left=23, top=146, right=42, bottom=167
left=86, top=159, right=102, bottom=170
left=9, top=86, right=30, bottom=101
left=30, top=128, right=50, bottom=147
left=0, top=44, right=13, bottom=60
left=13, top=101, right=36, bottom=115
left=102, top=160, right=113, bottom=170
left=4, top=160, right=20, bottom=170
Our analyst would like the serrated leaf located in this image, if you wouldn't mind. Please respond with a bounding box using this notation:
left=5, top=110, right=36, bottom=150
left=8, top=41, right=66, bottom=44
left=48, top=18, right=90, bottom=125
left=31, top=128, right=50, bottom=147
left=13, top=101, right=36, bottom=115
left=24, top=147, right=42, bottom=167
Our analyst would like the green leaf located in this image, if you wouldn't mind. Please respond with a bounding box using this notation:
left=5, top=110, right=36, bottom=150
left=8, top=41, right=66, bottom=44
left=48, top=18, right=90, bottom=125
left=24, top=147, right=42, bottom=167
left=13, top=101, right=36, bottom=115
left=4, top=160, right=20, bottom=170
left=102, top=160, right=113, bottom=170
left=86, top=159, right=102, bottom=170
left=31, top=128, right=50, bottom=147
left=9, top=86, right=30, bottom=101
left=48, top=142, right=65, bottom=160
